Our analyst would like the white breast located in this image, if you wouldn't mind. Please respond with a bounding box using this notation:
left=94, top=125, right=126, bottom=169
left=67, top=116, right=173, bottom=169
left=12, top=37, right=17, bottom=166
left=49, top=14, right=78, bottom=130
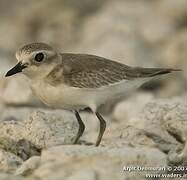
left=31, top=78, right=149, bottom=111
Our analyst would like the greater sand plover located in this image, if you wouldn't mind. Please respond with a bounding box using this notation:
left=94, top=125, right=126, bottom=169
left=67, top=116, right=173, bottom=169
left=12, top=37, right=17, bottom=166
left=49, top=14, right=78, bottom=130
left=5, top=42, right=181, bottom=146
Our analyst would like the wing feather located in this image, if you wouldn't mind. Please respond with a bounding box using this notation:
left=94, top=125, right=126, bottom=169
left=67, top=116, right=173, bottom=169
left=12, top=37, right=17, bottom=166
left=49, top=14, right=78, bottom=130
left=61, top=53, right=132, bottom=88
left=58, top=53, right=179, bottom=88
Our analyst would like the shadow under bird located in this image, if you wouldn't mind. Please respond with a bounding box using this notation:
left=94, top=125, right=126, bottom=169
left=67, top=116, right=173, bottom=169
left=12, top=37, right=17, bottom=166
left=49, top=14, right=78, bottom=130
left=5, top=43, right=181, bottom=146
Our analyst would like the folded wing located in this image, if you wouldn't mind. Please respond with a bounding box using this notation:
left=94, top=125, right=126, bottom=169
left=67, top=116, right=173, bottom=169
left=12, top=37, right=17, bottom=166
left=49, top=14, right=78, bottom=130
left=61, top=53, right=181, bottom=88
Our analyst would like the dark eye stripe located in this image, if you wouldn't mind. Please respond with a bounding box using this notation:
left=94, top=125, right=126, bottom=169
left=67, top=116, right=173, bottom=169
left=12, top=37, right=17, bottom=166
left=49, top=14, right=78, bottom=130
left=35, top=53, right=44, bottom=62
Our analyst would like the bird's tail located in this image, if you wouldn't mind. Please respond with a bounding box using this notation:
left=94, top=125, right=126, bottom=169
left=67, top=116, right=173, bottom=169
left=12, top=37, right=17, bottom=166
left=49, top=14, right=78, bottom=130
left=132, top=67, right=182, bottom=78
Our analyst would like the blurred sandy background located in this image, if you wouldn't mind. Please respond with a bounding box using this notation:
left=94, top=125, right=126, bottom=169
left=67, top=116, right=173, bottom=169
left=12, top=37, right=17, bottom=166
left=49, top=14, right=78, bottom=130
left=0, top=0, right=187, bottom=180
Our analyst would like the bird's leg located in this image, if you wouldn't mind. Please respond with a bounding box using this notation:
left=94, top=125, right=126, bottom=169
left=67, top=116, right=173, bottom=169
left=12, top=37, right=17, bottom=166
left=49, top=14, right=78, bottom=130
left=73, top=110, right=85, bottom=144
left=95, top=112, right=106, bottom=146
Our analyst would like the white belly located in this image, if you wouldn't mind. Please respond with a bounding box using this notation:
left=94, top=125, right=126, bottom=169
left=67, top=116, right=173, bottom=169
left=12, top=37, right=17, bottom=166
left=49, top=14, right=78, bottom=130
left=31, top=78, right=149, bottom=111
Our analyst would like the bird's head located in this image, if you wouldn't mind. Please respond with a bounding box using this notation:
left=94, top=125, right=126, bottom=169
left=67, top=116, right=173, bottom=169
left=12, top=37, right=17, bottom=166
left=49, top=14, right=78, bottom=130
left=5, top=42, right=61, bottom=79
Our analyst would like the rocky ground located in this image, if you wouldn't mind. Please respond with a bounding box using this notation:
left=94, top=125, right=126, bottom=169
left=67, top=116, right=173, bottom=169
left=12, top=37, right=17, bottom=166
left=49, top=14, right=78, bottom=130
left=0, top=0, right=187, bottom=179
left=0, top=94, right=187, bottom=180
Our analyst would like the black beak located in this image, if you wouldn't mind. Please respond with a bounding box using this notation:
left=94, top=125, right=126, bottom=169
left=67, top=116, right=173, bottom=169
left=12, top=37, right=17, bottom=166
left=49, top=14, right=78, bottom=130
left=5, top=62, right=27, bottom=77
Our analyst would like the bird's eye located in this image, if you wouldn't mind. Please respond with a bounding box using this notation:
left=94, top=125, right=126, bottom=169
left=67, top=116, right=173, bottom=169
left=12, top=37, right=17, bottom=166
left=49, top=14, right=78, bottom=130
left=34, top=53, right=44, bottom=62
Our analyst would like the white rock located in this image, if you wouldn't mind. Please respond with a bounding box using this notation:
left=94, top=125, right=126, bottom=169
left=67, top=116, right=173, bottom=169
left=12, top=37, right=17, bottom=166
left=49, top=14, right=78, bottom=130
left=0, top=173, right=24, bottom=180
left=0, top=110, right=78, bottom=149
left=16, top=156, right=40, bottom=175
left=137, top=97, right=187, bottom=141
left=113, top=92, right=154, bottom=125
left=23, top=110, right=78, bottom=148
left=32, top=145, right=166, bottom=180
left=130, top=97, right=187, bottom=163
left=112, top=95, right=187, bottom=153
left=66, top=169, right=97, bottom=180
left=102, top=125, right=156, bottom=149
left=0, top=109, right=79, bottom=164
left=0, top=118, right=25, bottom=142
left=0, top=149, right=23, bottom=172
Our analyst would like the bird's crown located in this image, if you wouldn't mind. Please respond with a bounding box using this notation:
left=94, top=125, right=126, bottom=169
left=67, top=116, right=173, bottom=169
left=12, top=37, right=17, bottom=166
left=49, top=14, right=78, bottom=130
left=16, top=42, right=54, bottom=58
